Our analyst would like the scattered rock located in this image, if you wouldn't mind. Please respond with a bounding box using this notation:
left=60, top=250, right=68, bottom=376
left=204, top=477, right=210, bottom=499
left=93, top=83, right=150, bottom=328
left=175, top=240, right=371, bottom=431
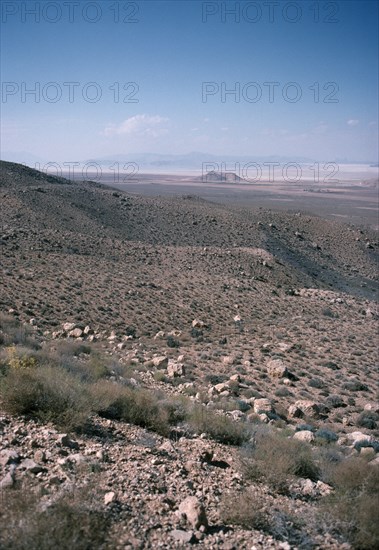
left=62, top=322, right=76, bottom=332
left=192, top=319, right=205, bottom=328
left=68, top=327, right=83, bottom=338
left=0, top=449, right=20, bottom=466
left=253, top=398, right=273, bottom=414
left=170, top=529, right=195, bottom=543
left=214, top=382, right=229, bottom=393
left=152, top=356, right=168, bottom=369
left=229, top=410, right=245, bottom=421
left=57, top=434, right=80, bottom=450
left=167, top=361, right=185, bottom=378
left=20, top=458, right=46, bottom=474
left=290, top=478, right=332, bottom=498
left=267, top=359, right=289, bottom=378
left=294, top=430, right=315, bottom=443
left=199, top=449, right=214, bottom=463
left=346, top=431, right=373, bottom=446
left=33, top=449, right=46, bottom=463
left=104, top=491, right=116, bottom=505
left=277, top=342, right=294, bottom=352
left=178, top=496, right=208, bottom=530
left=288, top=400, right=328, bottom=419
left=360, top=447, right=376, bottom=458
left=108, top=330, right=118, bottom=341
left=364, top=402, right=379, bottom=413
left=0, top=467, right=16, bottom=489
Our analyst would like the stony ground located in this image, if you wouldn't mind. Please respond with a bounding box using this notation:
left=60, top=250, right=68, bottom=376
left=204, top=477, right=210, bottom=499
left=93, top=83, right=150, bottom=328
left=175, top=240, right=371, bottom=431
left=0, top=161, right=378, bottom=548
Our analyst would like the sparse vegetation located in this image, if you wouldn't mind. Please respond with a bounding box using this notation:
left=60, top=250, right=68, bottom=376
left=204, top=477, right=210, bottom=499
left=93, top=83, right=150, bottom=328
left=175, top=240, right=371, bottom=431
left=0, top=482, right=112, bottom=550
left=0, top=361, right=92, bottom=431
left=241, top=429, right=320, bottom=493
left=0, top=160, right=378, bottom=549
left=187, top=404, right=250, bottom=445
left=221, top=489, right=315, bottom=548
left=90, top=380, right=174, bottom=436
left=357, top=410, right=378, bottom=430
left=320, top=457, right=379, bottom=549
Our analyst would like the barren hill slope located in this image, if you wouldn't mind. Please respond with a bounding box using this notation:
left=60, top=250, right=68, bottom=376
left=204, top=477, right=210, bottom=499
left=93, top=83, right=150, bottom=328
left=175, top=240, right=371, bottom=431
left=1, top=159, right=378, bottom=391
left=1, top=161, right=377, bottom=292
left=1, top=161, right=379, bottom=549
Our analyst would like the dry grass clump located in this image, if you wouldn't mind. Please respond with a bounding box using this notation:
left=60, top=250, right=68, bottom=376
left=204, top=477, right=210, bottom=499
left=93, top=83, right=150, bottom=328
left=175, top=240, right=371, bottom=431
left=90, top=381, right=175, bottom=436
left=0, top=482, right=112, bottom=550
left=0, top=336, right=251, bottom=444
left=0, top=313, right=40, bottom=349
left=0, top=345, right=175, bottom=435
left=240, top=428, right=320, bottom=493
left=220, top=489, right=271, bottom=530
left=319, top=457, right=379, bottom=549
left=187, top=404, right=250, bottom=445
left=0, top=361, right=92, bottom=431
left=220, top=489, right=315, bottom=548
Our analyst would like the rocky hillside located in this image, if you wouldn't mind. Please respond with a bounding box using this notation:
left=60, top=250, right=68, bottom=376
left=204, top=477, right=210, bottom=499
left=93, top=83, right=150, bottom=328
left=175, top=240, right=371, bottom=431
left=1, top=161, right=378, bottom=549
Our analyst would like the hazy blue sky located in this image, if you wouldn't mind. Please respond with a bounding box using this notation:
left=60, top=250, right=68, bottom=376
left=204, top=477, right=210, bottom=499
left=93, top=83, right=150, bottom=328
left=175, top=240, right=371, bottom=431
left=1, top=0, right=378, bottom=163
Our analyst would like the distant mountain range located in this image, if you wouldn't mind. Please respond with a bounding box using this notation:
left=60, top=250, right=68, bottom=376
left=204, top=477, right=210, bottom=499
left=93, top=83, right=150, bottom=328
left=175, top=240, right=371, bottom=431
left=1, top=151, right=378, bottom=171
left=86, top=152, right=317, bottom=171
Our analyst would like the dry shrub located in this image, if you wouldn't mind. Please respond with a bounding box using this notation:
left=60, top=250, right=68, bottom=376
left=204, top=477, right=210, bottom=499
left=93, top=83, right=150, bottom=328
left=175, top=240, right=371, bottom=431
left=0, top=482, right=111, bottom=550
left=220, top=489, right=270, bottom=530
left=0, top=363, right=92, bottom=431
left=241, top=430, right=320, bottom=493
left=45, top=343, right=109, bottom=382
left=0, top=343, right=181, bottom=436
left=188, top=404, right=250, bottom=445
left=0, top=313, right=40, bottom=349
left=53, top=339, right=92, bottom=357
left=221, top=489, right=315, bottom=548
left=320, top=457, right=379, bottom=549
left=60, top=354, right=109, bottom=383
left=90, top=381, right=172, bottom=436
